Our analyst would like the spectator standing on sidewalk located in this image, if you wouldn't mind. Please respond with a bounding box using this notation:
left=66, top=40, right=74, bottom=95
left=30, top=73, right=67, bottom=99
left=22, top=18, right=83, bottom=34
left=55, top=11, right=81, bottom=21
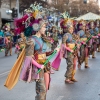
left=4, top=34, right=13, bottom=56
left=4, top=24, right=13, bottom=56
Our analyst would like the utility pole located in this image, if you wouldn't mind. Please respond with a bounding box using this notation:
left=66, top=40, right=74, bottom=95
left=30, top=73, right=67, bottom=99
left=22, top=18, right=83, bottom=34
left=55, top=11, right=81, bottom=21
left=10, top=0, right=11, bottom=9
left=16, top=0, right=20, bottom=18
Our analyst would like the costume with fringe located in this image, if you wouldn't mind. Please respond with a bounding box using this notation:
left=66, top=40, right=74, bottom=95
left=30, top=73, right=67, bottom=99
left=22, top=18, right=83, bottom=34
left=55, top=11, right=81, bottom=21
left=4, top=3, right=54, bottom=100
left=77, top=20, right=89, bottom=68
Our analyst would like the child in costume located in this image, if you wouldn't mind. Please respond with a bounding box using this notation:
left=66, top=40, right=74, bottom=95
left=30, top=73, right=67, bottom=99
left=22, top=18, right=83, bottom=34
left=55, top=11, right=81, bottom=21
left=3, top=23, right=13, bottom=56
left=17, top=32, right=26, bottom=58
left=77, top=20, right=90, bottom=68
left=95, top=20, right=100, bottom=52
left=89, top=21, right=98, bottom=58
left=4, top=3, right=59, bottom=100
left=60, top=12, right=78, bottom=83
left=20, top=4, right=58, bottom=99
left=4, top=35, right=13, bottom=56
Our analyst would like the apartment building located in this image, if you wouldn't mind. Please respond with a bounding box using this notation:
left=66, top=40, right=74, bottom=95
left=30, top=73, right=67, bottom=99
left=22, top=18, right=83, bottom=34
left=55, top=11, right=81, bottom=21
left=1, top=0, right=17, bottom=17
left=0, top=0, right=16, bottom=27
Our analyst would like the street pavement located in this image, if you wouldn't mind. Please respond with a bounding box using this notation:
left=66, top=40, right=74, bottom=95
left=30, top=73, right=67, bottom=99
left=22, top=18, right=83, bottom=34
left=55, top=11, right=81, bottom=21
left=0, top=48, right=100, bottom=100
left=0, top=48, right=17, bottom=74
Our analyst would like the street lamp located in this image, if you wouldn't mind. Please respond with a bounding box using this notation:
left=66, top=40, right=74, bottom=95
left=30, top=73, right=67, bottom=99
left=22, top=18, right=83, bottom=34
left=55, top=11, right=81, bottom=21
left=6, top=10, right=12, bottom=14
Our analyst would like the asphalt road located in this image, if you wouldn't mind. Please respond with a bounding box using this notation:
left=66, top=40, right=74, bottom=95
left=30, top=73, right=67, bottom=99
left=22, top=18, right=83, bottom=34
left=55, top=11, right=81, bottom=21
left=0, top=48, right=100, bottom=100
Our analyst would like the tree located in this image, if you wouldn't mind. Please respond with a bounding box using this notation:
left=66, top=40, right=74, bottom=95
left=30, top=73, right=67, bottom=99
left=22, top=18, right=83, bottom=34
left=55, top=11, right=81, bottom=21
left=50, top=0, right=99, bottom=17
left=19, top=0, right=48, bottom=13
left=50, top=0, right=70, bottom=12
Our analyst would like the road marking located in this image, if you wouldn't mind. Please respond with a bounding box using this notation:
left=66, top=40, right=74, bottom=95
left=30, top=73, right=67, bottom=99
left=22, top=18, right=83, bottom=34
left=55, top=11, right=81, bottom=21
left=0, top=71, right=10, bottom=78
left=57, top=96, right=64, bottom=100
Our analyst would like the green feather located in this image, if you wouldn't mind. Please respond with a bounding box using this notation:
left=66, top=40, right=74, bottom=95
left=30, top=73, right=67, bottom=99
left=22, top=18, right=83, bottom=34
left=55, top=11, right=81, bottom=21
left=24, top=26, right=33, bottom=37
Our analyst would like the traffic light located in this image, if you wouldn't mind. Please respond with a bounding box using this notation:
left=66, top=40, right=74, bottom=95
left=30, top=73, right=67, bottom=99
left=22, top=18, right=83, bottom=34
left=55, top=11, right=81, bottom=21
left=12, top=8, right=18, bottom=18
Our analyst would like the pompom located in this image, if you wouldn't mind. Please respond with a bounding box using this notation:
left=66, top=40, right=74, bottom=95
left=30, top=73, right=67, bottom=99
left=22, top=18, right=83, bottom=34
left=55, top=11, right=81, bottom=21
left=32, top=23, right=40, bottom=31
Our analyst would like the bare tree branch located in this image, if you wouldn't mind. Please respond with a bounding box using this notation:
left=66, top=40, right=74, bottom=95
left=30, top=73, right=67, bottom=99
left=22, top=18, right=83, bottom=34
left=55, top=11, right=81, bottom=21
left=50, top=0, right=99, bottom=17
left=19, top=0, right=48, bottom=12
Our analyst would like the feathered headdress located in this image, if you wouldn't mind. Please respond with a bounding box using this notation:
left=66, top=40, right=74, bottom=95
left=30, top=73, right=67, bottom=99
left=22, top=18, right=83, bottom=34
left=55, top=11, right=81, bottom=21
left=30, top=2, right=43, bottom=19
left=60, top=11, right=73, bottom=29
left=14, top=2, right=47, bottom=37
left=14, top=14, right=29, bottom=35
left=78, top=19, right=86, bottom=30
left=60, top=11, right=70, bottom=19
left=79, top=19, right=86, bottom=26
left=3, top=23, right=10, bottom=31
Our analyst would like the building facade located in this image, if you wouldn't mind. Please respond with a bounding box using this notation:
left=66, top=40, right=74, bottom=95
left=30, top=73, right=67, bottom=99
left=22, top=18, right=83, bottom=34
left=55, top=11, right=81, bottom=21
left=0, top=0, right=16, bottom=27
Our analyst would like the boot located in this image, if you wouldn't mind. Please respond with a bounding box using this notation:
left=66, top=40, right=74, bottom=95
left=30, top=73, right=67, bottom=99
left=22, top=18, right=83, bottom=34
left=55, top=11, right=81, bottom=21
left=10, top=48, right=12, bottom=56
left=71, top=70, right=77, bottom=82
left=85, top=57, right=89, bottom=68
left=92, top=51, right=95, bottom=58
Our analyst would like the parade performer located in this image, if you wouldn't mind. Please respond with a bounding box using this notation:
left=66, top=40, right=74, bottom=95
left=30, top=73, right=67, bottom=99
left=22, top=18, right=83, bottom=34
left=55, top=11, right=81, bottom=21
left=5, top=35, right=13, bottom=56
left=71, top=33, right=80, bottom=82
left=77, top=20, right=89, bottom=68
left=95, top=20, right=100, bottom=52
left=17, top=32, right=26, bottom=58
left=4, top=3, right=58, bottom=100
left=89, top=21, right=98, bottom=58
left=4, top=23, right=13, bottom=56
left=60, top=12, right=77, bottom=83
left=51, top=26, right=59, bottom=50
